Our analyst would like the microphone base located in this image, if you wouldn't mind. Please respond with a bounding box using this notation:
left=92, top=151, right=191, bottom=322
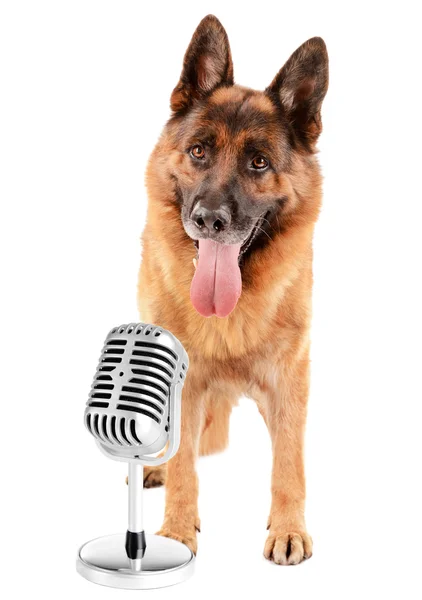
left=76, top=533, right=195, bottom=590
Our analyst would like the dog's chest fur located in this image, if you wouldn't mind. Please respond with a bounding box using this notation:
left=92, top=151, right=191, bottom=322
left=138, top=218, right=313, bottom=370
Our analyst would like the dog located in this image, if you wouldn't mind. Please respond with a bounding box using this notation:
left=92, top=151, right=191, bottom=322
left=137, top=14, right=328, bottom=565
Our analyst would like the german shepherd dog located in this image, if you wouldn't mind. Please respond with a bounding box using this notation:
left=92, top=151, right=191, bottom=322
left=138, top=14, right=328, bottom=565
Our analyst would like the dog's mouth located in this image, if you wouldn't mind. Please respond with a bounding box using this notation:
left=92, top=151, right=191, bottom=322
left=192, top=212, right=269, bottom=263
left=190, top=212, right=269, bottom=319
left=239, top=212, right=268, bottom=260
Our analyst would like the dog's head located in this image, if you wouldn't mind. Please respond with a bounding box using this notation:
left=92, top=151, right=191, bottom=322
left=147, top=15, right=328, bottom=318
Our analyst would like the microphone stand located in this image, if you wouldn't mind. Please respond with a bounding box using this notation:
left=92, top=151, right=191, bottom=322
left=77, top=457, right=195, bottom=589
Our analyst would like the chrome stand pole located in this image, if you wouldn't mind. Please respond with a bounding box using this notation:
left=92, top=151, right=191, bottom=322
left=126, top=462, right=145, bottom=571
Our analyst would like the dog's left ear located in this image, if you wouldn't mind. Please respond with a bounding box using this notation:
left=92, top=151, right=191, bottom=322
left=267, top=37, right=329, bottom=146
left=170, top=14, right=234, bottom=113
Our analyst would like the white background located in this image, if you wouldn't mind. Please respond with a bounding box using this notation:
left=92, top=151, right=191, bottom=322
left=1, top=1, right=421, bottom=598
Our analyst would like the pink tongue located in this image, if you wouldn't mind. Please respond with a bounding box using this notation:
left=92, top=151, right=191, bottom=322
left=190, top=239, right=242, bottom=318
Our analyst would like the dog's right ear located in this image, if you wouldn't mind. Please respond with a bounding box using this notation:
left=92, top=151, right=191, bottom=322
left=170, top=15, right=234, bottom=113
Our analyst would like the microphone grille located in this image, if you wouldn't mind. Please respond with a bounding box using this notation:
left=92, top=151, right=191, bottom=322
left=84, top=323, right=188, bottom=453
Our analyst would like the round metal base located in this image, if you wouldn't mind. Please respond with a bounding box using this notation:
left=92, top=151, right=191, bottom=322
left=76, top=533, right=195, bottom=590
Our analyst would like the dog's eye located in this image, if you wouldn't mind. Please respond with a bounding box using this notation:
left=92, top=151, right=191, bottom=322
left=190, top=145, right=205, bottom=160
left=251, top=156, right=269, bottom=170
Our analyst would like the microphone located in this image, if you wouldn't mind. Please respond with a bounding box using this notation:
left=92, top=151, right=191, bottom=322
left=76, top=323, right=195, bottom=590
left=84, top=321, right=188, bottom=464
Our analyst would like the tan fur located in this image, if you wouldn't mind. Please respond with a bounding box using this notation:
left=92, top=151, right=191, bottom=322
left=140, top=394, right=235, bottom=490
left=199, top=390, right=236, bottom=456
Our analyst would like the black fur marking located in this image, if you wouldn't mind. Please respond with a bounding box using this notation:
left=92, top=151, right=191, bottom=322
left=170, top=175, right=183, bottom=206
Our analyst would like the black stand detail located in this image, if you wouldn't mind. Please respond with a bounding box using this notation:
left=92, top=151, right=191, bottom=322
left=125, top=530, right=147, bottom=559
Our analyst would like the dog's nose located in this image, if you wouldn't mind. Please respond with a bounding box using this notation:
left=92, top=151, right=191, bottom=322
left=191, top=203, right=231, bottom=234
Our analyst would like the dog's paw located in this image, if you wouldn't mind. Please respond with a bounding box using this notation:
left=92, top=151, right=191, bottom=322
left=157, top=517, right=200, bottom=555
left=143, top=464, right=166, bottom=488
left=157, top=525, right=199, bottom=555
left=124, top=464, right=167, bottom=489
left=264, top=530, right=313, bottom=565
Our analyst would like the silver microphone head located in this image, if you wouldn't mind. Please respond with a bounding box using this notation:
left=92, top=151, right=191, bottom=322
left=84, top=323, right=189, bottom=464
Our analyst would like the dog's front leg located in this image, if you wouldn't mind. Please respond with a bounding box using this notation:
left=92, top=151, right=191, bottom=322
left=263, top=355, right=313, bottom=565
left=157, top=373, right=204, bottom=554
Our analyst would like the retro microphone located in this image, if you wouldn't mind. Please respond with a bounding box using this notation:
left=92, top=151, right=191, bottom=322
left=76, top=323, right=195, bottom=590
